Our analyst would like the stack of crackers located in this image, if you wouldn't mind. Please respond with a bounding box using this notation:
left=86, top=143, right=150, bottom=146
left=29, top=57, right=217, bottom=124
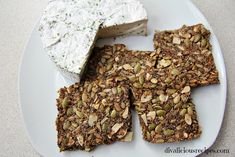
left=56, top=24, right=219, bottom=151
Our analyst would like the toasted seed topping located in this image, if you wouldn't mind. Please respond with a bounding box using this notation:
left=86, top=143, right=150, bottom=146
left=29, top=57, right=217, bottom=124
left=181, top=86, right=191, bottom=93
left=88, top=114, right=98, bottom=127
left=56, top=24, right=219, bottom=151
left=173, top=37, right=181, bottom=44
left=62, top=97, right=69, bottom=108
left=111, top=123, right=124, bottom=134
left=185, top=114, right=192, bottom=125
left=141, top=113, right=148, bottom=126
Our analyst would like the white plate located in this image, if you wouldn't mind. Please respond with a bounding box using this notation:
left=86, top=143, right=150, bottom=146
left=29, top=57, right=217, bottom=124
left=19, top=0, right=227, bottom=157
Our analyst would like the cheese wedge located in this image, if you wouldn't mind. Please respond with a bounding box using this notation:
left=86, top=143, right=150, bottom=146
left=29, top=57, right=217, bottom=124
left=39, top=0, right=147, bottom=81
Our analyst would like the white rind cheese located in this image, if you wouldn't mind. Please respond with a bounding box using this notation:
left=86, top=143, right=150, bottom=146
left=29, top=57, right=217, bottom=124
left=39, top=0, right=147, bottom=81
left=100, top=0, right=147, bottom=27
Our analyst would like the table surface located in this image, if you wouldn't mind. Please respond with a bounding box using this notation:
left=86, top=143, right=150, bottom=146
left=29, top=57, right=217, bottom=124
left=0, top=0, right=234, bottom=157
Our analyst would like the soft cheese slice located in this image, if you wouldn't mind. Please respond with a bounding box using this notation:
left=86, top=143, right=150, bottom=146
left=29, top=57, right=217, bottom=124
left=98, top=0, right=148, bottom=37
left=39, top=0, right=147, bottom=81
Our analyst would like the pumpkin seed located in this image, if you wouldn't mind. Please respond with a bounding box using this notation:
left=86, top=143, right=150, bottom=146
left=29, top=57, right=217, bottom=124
left=185, top=114, right=192, bottom=125
left=62, top=97, right=69, bottom=108
left=159, top=94, right=167, bottom=102
left=141, top=114, right=148, bottom=126
left=106, top=63, right=113, bottom=71
left=156, top=139, right=164, bottom=143
left=121, top=132, right=133, bottom=142
left=141, top=93, right=152, bottom=103
left=117, top=87, right=122, bottom=94
left=139, top=75, right=145, bottom=84
left=173, top=37, right=181, bottom=44
left=159, top=59, right=172, bottom=67
left=110, top=110, right=117, bottom=118
left=134, top=63, right=141, bottom=73
left=181, top=86, right=191, bottom=93
left=112, top=87, right=117, bottom=95
left=105, top=107, right=110, bottom=115
left=111, top=123, right=123, bottom=133
left=164, top=104, right=171, bottom=111
left=74, top=108, right=83, bottom=118
left=155, top=124, right=162, bottom=133
left=163, top=129, right=174, bottom=136
left=184, top=38, right=191, bottom=47
left=145, top=73, right=151, bottom=81
left=88, top=114, right=98, bottom=126
left=128, top=75, right=136, bottom=82
left=66, top=108, right=73, bottom=116
left=147, top=111, right=156, bottom=120
left=102, top=122, right=108, bottom=131
left=82, top=93, right=88, bottom=102
left=77, top=134, right=84, bottom=146
left=157, top=110, right=166, bottom=116
left=87, top=84, right=92, bottom=92
left=122, top=107, right=129, bottom=119
left=123, top=64, right=133, bottom=70
left=194, top=34, right=201, bottom=42
left=167, top=89, right=176, bottom=95
left=171, top=68, right=180, bottom=75
left=77, top=100, right=83, bottom=108
left=133, top=82, right=142, bottom=88
left=165, top=77, right=171, bottom=84
left=201, top=39, right=207, bottom=47
left=180, top=109, right=187, bottom=116
left=63, top=121, right=70, bottom=130
left=150, top=78, right=158, bottom=84
left=148, top=123, right=156, bottom=131
left=146, top=131, right=151, bottom=140
left=71, top=122, right=78, bottom=128
left=173, top=95, right=181, bottom=104
left=187, top=106, right=194, bottom=115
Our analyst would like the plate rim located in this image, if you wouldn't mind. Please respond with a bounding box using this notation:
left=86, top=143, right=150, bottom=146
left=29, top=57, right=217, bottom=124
left=186, top=0, right=227, bottom=150
left=18, top=17, right=44, bottom=156
left=18, top=0, right=227, bottom=156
